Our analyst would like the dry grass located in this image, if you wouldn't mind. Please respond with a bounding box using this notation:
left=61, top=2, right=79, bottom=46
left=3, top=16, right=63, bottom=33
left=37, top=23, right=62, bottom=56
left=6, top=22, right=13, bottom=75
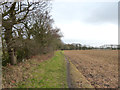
left=64, top=50, right=118, bottom=88
left=2, top=53, right=53, bottom=88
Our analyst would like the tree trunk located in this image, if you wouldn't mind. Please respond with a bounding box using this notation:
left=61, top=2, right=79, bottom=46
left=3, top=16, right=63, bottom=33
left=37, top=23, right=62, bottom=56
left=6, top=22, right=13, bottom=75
left=4, top=26, right=17, bottom=65
left=1, top=35, right=5, bottom=58
left=9, top=48, right=17, bottom=65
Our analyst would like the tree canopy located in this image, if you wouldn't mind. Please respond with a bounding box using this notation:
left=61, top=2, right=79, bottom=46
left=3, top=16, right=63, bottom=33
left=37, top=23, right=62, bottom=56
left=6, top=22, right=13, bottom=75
left=1, top=1, right=63, bottom=65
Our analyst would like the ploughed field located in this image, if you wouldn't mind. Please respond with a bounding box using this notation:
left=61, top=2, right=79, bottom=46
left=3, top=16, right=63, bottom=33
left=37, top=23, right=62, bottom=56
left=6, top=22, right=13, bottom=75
left=64, top=50, right=118, bottom=88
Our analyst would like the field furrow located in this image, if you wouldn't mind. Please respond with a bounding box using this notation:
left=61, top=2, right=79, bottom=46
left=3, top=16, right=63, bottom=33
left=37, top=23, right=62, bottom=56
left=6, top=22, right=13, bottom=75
left=64, top=50, right=118, bottom=88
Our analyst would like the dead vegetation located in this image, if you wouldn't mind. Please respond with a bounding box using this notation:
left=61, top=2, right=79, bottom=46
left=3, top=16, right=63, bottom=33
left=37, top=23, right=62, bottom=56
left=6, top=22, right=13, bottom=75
left=64, top=50, right=118, bottom=88
left=2, top=53, right=53, bottom=88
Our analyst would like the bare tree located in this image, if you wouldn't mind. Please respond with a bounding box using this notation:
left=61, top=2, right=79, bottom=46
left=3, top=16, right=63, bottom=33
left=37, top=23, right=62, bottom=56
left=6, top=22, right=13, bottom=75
left=1, top=1, right=50, bottom=65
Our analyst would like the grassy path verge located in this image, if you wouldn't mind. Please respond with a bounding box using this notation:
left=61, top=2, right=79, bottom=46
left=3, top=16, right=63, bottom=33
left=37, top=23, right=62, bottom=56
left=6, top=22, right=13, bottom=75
left=17, top=51, right=68, bottom=88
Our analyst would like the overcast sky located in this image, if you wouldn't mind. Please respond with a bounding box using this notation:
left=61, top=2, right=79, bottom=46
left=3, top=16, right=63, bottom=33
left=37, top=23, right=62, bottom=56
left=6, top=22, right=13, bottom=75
left=51, top=0, right=118, bottom=47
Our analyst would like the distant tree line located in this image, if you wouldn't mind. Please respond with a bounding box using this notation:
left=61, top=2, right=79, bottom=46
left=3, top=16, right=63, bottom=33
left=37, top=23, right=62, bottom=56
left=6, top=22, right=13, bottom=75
left=99, top=45, right=120, bottom=50
left=61, top=43, right=94, bottom=50
left=61, top=43, right=120, bottom=50
left=1, top=1, right=63, bottom=66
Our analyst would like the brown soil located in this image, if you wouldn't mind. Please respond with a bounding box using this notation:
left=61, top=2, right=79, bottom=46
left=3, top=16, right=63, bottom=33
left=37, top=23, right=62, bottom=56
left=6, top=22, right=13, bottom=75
left=64, top=50, right=118, bottom=88
left=2, top=52, right=54, bottom=88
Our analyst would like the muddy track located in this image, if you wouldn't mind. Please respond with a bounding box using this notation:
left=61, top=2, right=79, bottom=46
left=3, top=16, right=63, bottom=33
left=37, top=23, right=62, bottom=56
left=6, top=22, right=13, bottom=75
left=60, top=52, right=73, bottom=88
left=64, top=56, right=73, bottom=88
left=64, top=54, right=94, bottom=88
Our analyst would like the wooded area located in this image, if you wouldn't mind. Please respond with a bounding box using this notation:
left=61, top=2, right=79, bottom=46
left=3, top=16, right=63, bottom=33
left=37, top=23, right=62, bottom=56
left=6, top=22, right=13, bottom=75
left=1, top=1, right=63, bottom=66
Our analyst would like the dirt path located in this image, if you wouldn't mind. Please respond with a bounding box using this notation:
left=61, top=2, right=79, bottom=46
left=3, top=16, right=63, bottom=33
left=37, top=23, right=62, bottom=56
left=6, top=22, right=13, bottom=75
left=64, top=56, right=73, bottom=88
left=64, top=54, right=93, bottom=88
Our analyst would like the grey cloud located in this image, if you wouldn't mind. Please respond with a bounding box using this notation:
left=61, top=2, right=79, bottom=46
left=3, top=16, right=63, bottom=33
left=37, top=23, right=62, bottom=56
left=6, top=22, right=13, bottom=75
left=83, top=2, right=118, bottom=24
left=52, top=2, right=118, bottom=24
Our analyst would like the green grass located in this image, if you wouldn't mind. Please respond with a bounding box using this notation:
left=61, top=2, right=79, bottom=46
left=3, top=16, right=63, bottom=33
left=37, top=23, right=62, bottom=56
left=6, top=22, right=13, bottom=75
left=17, top=51, right=68, bottom=88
